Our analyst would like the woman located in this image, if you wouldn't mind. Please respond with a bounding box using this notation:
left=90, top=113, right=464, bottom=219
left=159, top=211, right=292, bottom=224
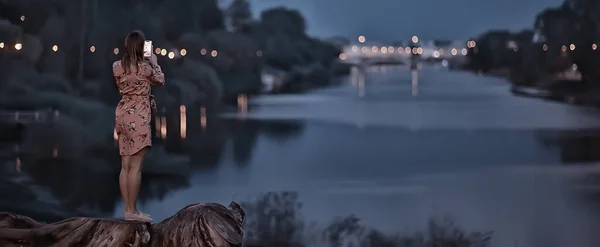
left=112, top=30, right=164, bottom=222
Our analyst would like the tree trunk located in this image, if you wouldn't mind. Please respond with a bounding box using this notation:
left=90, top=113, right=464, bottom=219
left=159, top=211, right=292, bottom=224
left=0, top=201, right=245, bottom=247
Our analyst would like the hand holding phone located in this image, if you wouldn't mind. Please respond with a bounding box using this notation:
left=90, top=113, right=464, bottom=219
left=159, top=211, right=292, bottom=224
left=149, top=53, right=158, bottom=65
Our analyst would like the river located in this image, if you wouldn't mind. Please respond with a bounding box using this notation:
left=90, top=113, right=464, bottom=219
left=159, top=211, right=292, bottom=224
left=5, top=64, right=600, bottom=246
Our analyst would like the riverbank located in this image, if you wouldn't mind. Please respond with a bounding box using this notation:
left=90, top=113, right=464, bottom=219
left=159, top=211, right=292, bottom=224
left=511, top=83, right=600, bottom=108
left=454, top=64, right=600, bottom=108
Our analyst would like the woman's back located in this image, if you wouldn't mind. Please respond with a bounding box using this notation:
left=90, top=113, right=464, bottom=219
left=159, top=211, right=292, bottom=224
left=112, top=60, right=164, bottom=97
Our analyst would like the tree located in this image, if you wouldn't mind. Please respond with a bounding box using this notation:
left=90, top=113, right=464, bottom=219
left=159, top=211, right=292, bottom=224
left=260, top=7, right=306, bottom=38
left=226, top=0, right=251, bottom=31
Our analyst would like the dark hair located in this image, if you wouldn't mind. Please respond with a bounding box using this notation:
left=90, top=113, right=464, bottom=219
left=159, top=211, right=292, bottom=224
left=121, top=30, right=145, bottom=73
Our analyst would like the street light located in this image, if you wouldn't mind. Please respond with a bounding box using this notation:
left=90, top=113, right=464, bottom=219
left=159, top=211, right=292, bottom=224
left=358, top=35, right=366, bottom=43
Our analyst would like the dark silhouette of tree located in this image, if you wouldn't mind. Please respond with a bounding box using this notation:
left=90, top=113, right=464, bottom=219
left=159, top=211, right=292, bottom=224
left=260, top=8, right=306, bottom=38
left=226, top=0, right=251, bottom=31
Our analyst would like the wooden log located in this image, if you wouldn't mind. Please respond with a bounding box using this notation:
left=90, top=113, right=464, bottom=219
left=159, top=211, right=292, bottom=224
left=0, top=201, right=245, bottom=247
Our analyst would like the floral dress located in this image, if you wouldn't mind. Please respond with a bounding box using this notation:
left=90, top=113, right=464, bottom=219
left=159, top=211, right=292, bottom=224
left=112, top=60, right=165, bottom=156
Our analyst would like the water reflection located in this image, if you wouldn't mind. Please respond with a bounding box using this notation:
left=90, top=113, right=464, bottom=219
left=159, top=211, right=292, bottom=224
left=1, top=112, right=307, bottom=222
left=4, top=113, right=600, bottom=246
left=5, top=67, right=600, bottom=246
left=412, top=69, right=419, bottom=96
left=180, top=105, right=186, bottom=139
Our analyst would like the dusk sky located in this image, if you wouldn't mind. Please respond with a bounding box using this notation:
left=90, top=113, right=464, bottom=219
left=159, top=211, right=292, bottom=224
left=249, top=0, right=564, bottom=41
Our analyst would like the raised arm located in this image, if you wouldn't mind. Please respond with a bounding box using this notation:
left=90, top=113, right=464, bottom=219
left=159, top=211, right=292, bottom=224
left=147, top=53, right=164, bottom=86
left=148, top=62, right=165, bottom=86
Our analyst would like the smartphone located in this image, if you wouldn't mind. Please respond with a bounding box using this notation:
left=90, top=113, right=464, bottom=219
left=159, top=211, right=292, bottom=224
left=143, top=40, right=152, bottom=58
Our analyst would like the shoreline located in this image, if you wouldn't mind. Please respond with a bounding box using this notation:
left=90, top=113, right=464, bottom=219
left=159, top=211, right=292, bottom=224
left=457, top=67, right=600, bottom=109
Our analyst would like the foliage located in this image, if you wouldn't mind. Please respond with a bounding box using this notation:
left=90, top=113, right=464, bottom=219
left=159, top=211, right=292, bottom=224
left=242, top=192, right=493, bottom=247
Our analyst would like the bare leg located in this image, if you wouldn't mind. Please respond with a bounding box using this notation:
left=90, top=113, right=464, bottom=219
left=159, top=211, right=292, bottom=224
left=127, top=147, right=147, bottom=214
left=120, top=156, right=133, bottom=214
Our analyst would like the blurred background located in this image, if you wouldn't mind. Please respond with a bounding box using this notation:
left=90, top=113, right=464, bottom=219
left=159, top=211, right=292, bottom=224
left=2, top=0, right=600, bottom=246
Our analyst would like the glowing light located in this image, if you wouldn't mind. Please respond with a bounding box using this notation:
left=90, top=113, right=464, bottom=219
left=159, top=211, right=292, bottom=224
left=433, top=50, right=440, bottom=58
left=238, top=94, right=248, bottom=114
left=371, top=46, right=378, bottom=52
left=200, top=107, right=207, bottom=130
left=358, top=35, right=366, bottom=43
left=411, top=36, right=419, bottom=43
left=451, top=48, right=458, bottom=56
left=20, top=16, right=25, bottom=21
left=397, top=47, right=404, bottom=53
left=256, top=50, right=263, bottom=56
left=160, top=49, right=167, bottom=56
left=180, top=105, right=187, bottom=139
left=168, top=52, right=175, bottom=59
left=412, top=47, right=418, bottom=54
left=90, top=46, right=96, bottom=52
left=461, top=48, right=467, bottom=55
left=361, top=47, right=368, bottom=53
left=543, top=44, right=548, bottom=51
left=201, top=48, right=207, bottom=55
left=160, top=116, right=167, bottom=139
left=561, top=45, right=567, bottom=52
left=569, top=44, right=575, bottom=51
left=52, top=45, right=58, bottom=52
left=0, top=42, right=4, bottom=48
left=211, top=50, right=217, bottom=57
left=113, top=48, right=119, bottom=54
left=180, top=49, right=187, bottom=56
left=339, top=53, right=347, bottom=60
left=416, top=47, right=423, bottom=54
left=380, top=46, right=387, bottom=53
left=593, top=44, right=598, bottom=50
left=351, top=46, right=358, bottom=52
left=14, top=43, right=22, bottom=50
left=405, top=47, right=411, bottom=53
left=467, top=40, right=476, bottom=48
left=155, top=47, right=161, bottom=54
left=388, top=46, right=394, bottom=53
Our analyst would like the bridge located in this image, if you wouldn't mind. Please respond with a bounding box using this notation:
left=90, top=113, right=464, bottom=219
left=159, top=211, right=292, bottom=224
left=337, top=39, right=471, bottom=66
